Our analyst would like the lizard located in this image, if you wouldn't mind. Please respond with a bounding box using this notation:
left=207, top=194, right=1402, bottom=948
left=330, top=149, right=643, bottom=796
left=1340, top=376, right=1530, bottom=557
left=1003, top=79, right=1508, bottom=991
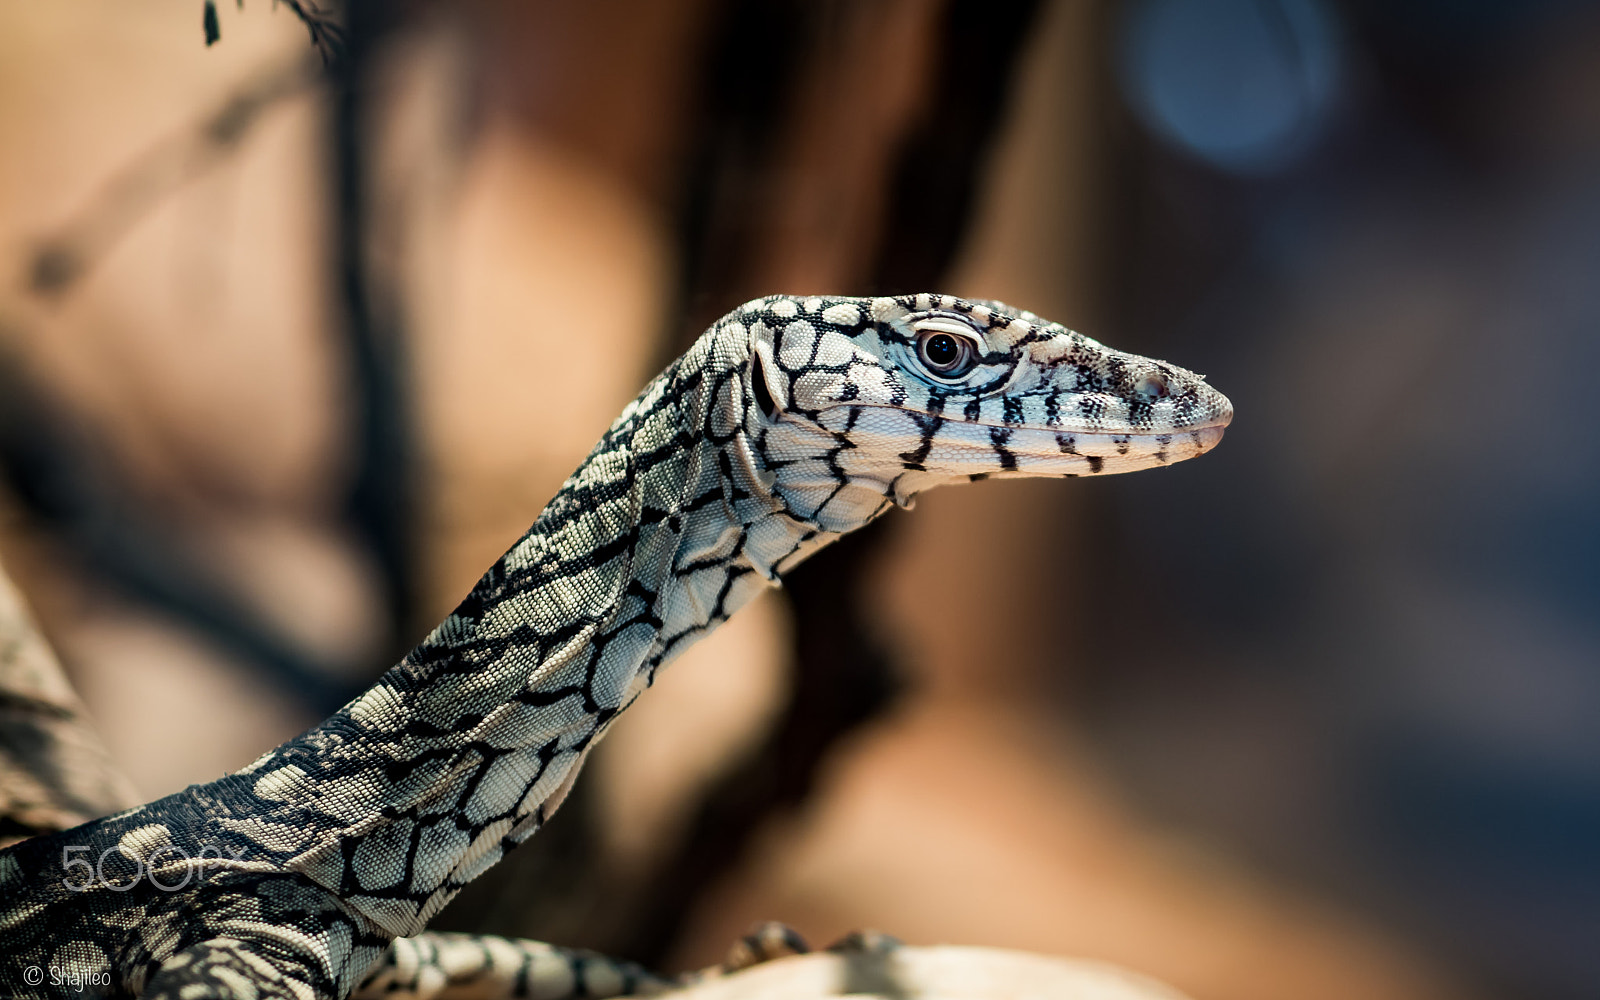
left=0, top=293, right=1231, bottom=999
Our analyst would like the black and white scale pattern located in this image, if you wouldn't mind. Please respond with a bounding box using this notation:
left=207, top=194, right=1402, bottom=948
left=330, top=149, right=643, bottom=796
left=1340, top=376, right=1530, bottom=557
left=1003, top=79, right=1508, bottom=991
left=0, top=294, right=1230, bottom=999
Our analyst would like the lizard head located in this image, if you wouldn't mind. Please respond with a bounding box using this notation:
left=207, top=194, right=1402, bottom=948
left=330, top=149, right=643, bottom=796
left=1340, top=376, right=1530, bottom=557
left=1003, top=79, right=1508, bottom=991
left=732, top=293, right=1233, bottom=532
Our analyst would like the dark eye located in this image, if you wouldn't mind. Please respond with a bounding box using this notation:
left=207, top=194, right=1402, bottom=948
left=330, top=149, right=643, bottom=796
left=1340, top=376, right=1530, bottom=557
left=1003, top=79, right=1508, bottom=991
left=916, top=330, right=978, bottom=378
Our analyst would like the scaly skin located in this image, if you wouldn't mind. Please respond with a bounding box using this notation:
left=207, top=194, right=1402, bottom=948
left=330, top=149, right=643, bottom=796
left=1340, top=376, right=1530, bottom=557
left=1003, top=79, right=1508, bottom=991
left=0, top=294, right=1231, bottom=999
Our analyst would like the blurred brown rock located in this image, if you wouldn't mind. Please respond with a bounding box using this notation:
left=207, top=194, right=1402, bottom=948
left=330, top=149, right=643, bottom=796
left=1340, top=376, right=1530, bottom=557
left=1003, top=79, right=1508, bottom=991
left=0, top=553, right=136, bottom=846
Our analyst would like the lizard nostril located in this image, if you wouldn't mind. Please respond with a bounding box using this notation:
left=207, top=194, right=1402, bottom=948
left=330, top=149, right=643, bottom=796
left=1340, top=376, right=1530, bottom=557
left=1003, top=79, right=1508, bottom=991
left=1133, top=374, right=1169, bottom=400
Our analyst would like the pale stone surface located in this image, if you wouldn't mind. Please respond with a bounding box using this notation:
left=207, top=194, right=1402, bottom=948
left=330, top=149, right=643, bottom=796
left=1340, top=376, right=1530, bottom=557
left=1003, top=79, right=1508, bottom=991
left=652, top=946, right=1192, bottom=1000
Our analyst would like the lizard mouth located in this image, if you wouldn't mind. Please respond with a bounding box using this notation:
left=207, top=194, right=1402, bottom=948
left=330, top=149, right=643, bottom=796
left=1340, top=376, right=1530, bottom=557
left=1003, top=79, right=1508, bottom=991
left=967, top=422, right=1227, bottom=475
left=860, top=418, right=1230, bottom=479
left=821, top=389, right=1234, bottom=441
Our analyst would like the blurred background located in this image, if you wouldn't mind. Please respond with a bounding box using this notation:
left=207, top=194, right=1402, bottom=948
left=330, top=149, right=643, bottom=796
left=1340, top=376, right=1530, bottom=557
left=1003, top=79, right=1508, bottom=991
left=0, top=1, right=1595, bottom=998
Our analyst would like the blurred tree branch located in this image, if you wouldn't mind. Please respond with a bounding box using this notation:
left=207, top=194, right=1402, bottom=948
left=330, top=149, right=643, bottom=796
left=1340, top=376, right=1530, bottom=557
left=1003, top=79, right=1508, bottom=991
left=26, top=55, right=321, bottom=298
left=329, top=0, right=419, bottom=648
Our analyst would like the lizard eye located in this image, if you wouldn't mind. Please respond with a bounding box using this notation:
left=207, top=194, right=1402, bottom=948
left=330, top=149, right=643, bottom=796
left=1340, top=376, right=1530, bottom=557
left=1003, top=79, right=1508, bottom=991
left=915, top=328, right=979, bottom=379
left=1133, top=373, right=1169, bottom=399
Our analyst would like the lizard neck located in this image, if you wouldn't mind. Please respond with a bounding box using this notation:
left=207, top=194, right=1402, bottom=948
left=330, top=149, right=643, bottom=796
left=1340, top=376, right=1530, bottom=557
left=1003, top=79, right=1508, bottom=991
left=207, top=317, right=829, bottom=936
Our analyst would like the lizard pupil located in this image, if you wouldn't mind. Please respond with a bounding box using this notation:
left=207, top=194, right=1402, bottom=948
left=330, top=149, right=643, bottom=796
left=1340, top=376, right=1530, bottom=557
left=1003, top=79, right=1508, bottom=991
left=913, top=326, right=979, bottom=379
left=922, top=334, right=959, bottom=369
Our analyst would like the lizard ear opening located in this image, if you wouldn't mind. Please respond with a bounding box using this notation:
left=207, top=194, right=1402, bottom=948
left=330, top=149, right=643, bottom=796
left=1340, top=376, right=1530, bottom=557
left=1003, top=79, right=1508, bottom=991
left=749, top=349, right=781, bottom=421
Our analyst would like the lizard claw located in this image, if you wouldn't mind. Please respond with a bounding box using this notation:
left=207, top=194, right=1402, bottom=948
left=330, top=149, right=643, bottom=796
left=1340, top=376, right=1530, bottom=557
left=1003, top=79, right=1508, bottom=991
left=825, top=929, right=902, bottom=956
left=722, top=921, right=812, bottom=973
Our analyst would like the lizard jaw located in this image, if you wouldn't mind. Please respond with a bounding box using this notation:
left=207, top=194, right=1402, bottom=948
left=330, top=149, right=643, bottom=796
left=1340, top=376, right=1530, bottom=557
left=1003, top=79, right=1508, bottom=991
left=835, top=411, right=1231, bottom=481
